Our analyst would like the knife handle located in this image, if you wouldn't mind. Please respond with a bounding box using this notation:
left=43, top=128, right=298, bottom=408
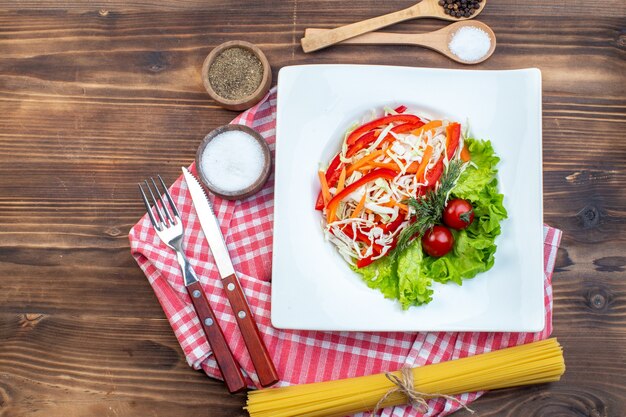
left=222, top=273, right=279, bottom=387
left=186, top=281, right=247, bottom=393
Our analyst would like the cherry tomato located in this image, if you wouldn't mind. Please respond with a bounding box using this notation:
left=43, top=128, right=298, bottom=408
left=421, top=225, right=454, bottom=258
left=443, top=199, right=475, bottom=230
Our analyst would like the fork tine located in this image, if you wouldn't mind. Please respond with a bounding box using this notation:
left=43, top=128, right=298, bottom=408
left=138, top=183, right=159, bottom=230
left=144, top=179, right=166, bottom=227
left=151, top=177, right=174, bottom=224
left=158, top=174, right=180, bottom=218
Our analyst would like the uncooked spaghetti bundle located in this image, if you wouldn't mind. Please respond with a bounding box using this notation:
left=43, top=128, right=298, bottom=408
left=246, top=338, right=565, bottom=417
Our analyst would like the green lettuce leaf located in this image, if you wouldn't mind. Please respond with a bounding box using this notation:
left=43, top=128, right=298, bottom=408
left=351, top=254, right=399, bottom=301
left=352, top=137, right=507, bottom=308
left=423, top=138, right=508, bottom=285
left=397, top=241, right=433, bottom=307
left=354, top=241, right=433, bottom=308
left=452, top=139, right=501, bottom=201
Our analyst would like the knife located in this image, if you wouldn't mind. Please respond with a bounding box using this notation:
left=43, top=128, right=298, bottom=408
left=182, top=167, right=279, bottom=387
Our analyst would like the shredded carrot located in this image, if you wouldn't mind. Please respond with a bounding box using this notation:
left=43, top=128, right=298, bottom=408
left=392, top=200, right=409, bottom=212
left=405, top=161, right=419, bottom=174
left=370, top=161, right=401, bottom=171
left=411, top=120, right=442, bottom=137
left=318, top=170, right=331, bottom=206
left=415, top=145, right=434, bottom=182
left=336, top=167, right=347, bottom=193
left=460, top=144, right=471, bottom=162
left=326, top=205, right=337, bottom=223
left=382, top=200, right=409, bottom=212
left=357, top=164, right=376, bottom=173
left=346, top=149, right=385, bottom=175
left=351, top=193, right=367, bottom=218
left=370, top=160, right=422, bottom=174
left=376, top=135, right=395, bottom=149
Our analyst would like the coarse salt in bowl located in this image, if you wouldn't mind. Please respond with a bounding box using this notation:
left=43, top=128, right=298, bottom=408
left=448, top=25, right=493, bottom=63
left=195, top=125, right=271, bottom=200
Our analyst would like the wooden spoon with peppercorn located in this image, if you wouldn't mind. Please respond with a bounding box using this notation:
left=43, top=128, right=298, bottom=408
left=301, top=0, right=486, bottom=53
left=305, top=20, right=496, bottom=65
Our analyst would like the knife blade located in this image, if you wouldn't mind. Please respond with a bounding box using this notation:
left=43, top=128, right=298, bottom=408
left=182, top=167, right=279, bottom=387
left=182, top=167, right=235, bottom=278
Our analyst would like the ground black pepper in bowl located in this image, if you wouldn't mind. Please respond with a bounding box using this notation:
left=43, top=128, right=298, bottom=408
left=208, top=47, right=263, bottom=101
left=202, top=40, right=271, bottom=111
left=438, top=0, right=482, bottom=18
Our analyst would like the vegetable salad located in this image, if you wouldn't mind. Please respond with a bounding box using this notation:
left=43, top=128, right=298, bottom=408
left=316, top=106, right=507, bottom=308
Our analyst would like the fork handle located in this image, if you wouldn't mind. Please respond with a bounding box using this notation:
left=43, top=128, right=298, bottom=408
left=186, top=281, right=247, bottom=393
left=222, top=273, right=279, bottom=387
left=177, top=253, right=246, bottom=392
left=178, top=252, right=246, bottom=393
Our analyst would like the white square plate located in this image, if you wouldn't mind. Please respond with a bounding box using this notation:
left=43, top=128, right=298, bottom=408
left=271, top=65, right=543, bottom=332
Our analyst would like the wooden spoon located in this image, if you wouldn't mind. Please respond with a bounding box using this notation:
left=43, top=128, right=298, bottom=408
left=301, top=0, right=487, bottom=53
left=304, top=21, right=496, bottom=64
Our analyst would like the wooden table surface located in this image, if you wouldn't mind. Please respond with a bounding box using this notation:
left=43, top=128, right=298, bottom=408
left=1, top=1, right=624, bottom=416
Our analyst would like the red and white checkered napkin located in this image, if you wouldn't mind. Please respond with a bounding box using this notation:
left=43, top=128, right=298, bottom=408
left=129, top=88, right=562, bottom=417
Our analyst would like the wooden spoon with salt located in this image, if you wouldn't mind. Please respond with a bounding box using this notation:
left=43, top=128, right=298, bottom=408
left=301, top=0, right=487, bottom=53
left=304, top=21, right=496, bottom=65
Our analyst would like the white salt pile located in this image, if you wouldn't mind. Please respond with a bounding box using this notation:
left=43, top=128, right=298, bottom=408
left=201, top=129, right=265, bottom=192
left=448, top=26, right=492, bottom=62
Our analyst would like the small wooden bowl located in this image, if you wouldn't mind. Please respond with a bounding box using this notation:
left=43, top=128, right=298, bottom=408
left=202, top=41, right=272, bottom=111
left=195, top=124, right=272, bottom=200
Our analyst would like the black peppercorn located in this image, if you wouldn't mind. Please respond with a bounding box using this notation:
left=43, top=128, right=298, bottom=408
left=438, top=0, right=482, bottom=19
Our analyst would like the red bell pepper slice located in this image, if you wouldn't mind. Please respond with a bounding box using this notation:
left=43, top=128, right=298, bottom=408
left=315, top=193, right=325, bottom=210
left=327, top=153, right=342, bottom=177
left=394, top=105, right=407, bottom=114
left=340, top=224, right=359, bottom=239
left=315, top=153, right=343, bottom=210
left=357, top=255, right=377, bottom=269
left=341, top=226, right=384, bottom=253
left=391, top=121, right=425, bottom=134
left=327, top=167, right=343, bottom=189
left=346, top=121, right=427, bottom=158
left=345, top=130, right=378, bottom=158
left=382, top=214, right=405, bottom=234
left=346, top=115, right=422, bottom=146
left=315, top=197, right=324, bottom=210
left=325, top=168, right=397, bottom=213
left=424, top=157, right=444, bottom=189
left=354, top=214, right=405, bottom=269
left=446, top=122, right=461, bottom=161
left=356, top=244, right=384, bottom=268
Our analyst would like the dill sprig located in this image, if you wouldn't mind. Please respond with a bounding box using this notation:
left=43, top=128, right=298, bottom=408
left=395, top=160, right=463, bottom=253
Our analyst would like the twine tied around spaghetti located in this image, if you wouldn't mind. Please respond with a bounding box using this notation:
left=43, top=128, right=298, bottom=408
left=373, top=367, right=475, bottom=415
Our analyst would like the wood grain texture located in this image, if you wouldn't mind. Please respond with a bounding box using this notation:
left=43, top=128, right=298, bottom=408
left=0, top=1, right=624, bottom=416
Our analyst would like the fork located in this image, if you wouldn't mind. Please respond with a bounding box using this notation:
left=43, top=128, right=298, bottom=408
left=139, top=176, right=246, bottom=393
